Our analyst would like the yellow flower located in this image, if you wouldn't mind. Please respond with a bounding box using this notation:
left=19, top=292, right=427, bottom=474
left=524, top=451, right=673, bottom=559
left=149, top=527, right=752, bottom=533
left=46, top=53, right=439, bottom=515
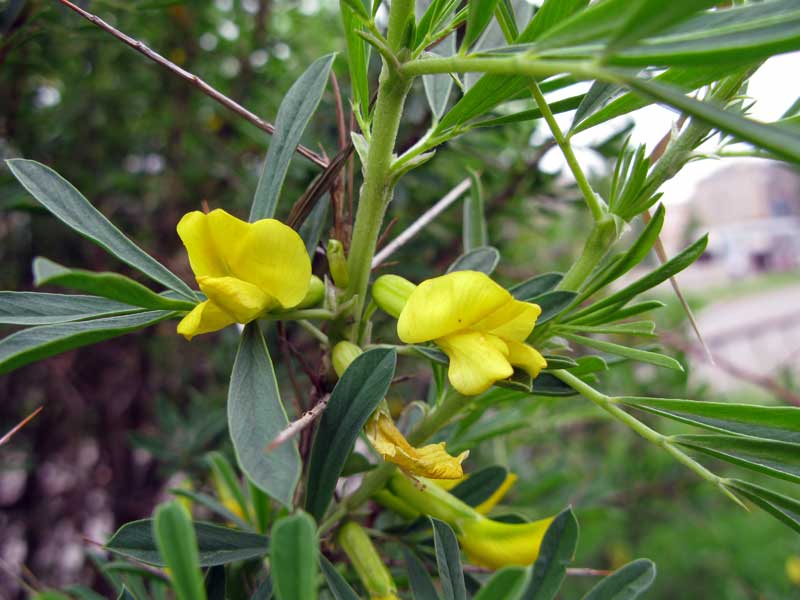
left=366, top=411, right=468, bottom=480
left=475, top=472, right=518, bottom=515
left=396, top=271, right=547, bottom=395
left=459, top=515, right=553, bottom=570
left=176, top=209, right=311, bottom=339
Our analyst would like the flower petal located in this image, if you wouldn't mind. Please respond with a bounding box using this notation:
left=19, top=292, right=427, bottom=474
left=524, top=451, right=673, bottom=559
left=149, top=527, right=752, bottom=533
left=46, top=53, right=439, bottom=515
left=177, top=300, right=236, bottom=340
left=436, top=331, right=513, bottom=396
left=397, top=271, right=511, bottom=343
left=177, top=211, right=229, bottom=278
left=475, top=473, right=518, bottom=515
left=506, top=341, right=547, bottom=378
left=459, top=516, right=554, bottom=569
left=366, top=412, right=468, bottom=479
left=473, top=298, right=541, bottom=342
left=229, top=218, right=311, bottom=308
left=198, top=275, right=274, bottom=323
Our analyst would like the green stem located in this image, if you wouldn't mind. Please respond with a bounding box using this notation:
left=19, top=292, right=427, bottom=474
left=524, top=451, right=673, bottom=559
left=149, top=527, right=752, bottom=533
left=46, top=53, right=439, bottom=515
left=553, top=370, right=745, bottom=508
left=557, top=216, right=617, bottom=292
left=529, top=81, right=605, bottom=222
left=345, top=0, right=414, bottom=327
left=268, top=308, right=335, bottom=321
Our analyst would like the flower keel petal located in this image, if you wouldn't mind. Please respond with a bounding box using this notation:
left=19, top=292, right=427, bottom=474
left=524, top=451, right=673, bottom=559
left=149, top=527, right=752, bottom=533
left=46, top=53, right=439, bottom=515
left=176, top=300, right=236, bottom=340
left=198, top=275, right=274, bottom=323
left=437, top=331, right=513, bottom=396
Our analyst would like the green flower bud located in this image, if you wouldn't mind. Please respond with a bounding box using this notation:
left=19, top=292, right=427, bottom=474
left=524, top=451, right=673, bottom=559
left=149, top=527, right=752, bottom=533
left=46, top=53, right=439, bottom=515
left=338, top=521, right=398, bottom=600
left=332, top=340, right=363, bottom=377
left=372, top=274, right=416, bottom=319
left=296, top=275, right=325, bottom=309
left=327, top=239, right=349, bottom=288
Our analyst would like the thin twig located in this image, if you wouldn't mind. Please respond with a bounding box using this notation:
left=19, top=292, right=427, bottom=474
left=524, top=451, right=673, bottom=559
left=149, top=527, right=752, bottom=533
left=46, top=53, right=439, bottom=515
left=372, top=178, right=471, bottom=268
left=56, top=0, right=328, bottom=168
left=0, top=406, right=43, bottom=446
left=266, top=394, right=330, bottom=451
left=566, top=568, right=613, bottom=577
left=278, top=322, right=306, bottom=414
left=375, top=216, right=399, bottom=250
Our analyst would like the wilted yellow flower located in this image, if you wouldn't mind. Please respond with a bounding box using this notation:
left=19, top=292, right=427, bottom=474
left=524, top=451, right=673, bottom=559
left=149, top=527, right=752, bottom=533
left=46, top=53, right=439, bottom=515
left=366, top=411, right=468, bottom=479
left=396, top=271, right=547, bottom=395
left=176, top=209, right=311, bottom=339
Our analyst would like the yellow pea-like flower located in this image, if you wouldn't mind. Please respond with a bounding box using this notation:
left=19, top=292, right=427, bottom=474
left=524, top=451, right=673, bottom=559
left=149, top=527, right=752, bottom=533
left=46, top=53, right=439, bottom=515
left=366, top=411, right=468, bottom=480
left=395, top=271, right=547, bottom=395
left=176, top=209, right=311, bottom=339
left=459, top=515, right=554, bottom=570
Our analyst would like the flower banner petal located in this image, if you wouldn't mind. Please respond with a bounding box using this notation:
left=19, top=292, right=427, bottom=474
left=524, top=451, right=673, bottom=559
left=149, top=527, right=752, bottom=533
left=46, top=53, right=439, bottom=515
left=398, top=271, right=511, bottom=344
left=177, top=211, right=228, bottom=278
left=437, top=331, right=513, bottom=395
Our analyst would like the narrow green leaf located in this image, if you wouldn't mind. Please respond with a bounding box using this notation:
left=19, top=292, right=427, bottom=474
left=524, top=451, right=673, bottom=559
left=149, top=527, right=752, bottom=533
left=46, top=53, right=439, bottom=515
left=306, top=348, right=397, bottom=520
left=623, top=78, right=800, bottom=163
left=673, top=434, right=800, bottom=484
left=474, top=94, right=584, bottom=129
left=33, top=257, right=195, bottom=310
left=446, top=246, right=500, bottom=274
left=403, top=548, right=441, bottom=600
left=568, top=300, right=665, bottom=326
left=341, top=6, right=371, bottom=117
left=541, top=355, right=579, bottom=370
left=117, top=587, right=136, bottom=600
left=618, top=397, right=800, bottom=443
left=463, top=0, right=501, bottom=51
left=228, top=323, right=300, bottom=507
left=523, top=507, right=578, bottom=600
left=475, top=567, right=529, bottom=600
left=561, top=321, right=656, bottom=338
left=726, top=479, right=800, bottom=533
left=271, top=513, right=319, bottom=600
left=581, top=559, right=656, bottom=600
left=536, top=0, right=628, bottom=49
left=251, top=575, right=274, bottom=600
left=510, top=273, right=563, bottom=300
left=320, top=555, right=360, bottom=600
left=532, top=373, right=578, bottom=397
left=207, top=451, right=251, bottom=525
left=0, top=291, right=137, bottom=325
left=169, top=489, right=251, bottom=531
left=569, top=235, right=707, bottom=321
left=5, top=159, right=195, bottom=300
left=494, top=0, right=518, bottom=42
left=205, top=566, right=226, bottom=600
left=298, top=192, right=329, bottom=257
left=562, top=332, right=683, bottom=371
left=106, top=519, right=269, bottom=566
left=0, top=310, right=173, bottom=374
left=249, top=54, right=335, bottom=221
left=424, top=33, right=457, bottom=120
left=431, top=518, right=466, bottom=600
left=528, top=291, right=577, bottom=325
left=451, top=466, right=508, bottom=506
left=608, top=0, right=717, bottom=50
left=153, top=502, right=207, bottom=600
left=340, top=0, right=368, bottom=20
left=463, top=170, right=488, bottom=252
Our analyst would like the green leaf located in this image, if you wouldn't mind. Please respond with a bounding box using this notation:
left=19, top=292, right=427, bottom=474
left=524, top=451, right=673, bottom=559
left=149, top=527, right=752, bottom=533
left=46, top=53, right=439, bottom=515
left=117, top=587, right=136, bottom=600
left=446, top=246, right=500, bottom=274
left=0, top=291, right=137, bottom=325
left=424, top=33, right=457, bottom=121
left=536, top=0, right=628, bottom=49
left=251, top=575, right=274, bottom=600
left=528, top=291, right=577, bottom=325
left=33, top=257, right=195, bottom=310
left=341, top=6, right=371, bottom=118
left=473, top=94, right=584, bottom=129
left=623, top=78, right=800, bottom=163
left=153, top=502, right=207, bottom=600
left=569, top=235, right=707, bottom=321
left=451, top=465, right=508, bottom=506
left=582, top=559, right=656, bottom=600
left=541, top=355, right=579, bottom=370
left=608, top=0, right=717, bottom=50
left=523, top=507, right=578, bottom=600
left=404, top=548, right=440, bottom=600
left=519, top=0, right=589, bottom=43
left=673, top=434, right=800, bottom=485
left=249, top=54, right=335, bottom=221
left=532, top=373, right=578, bottom=397
left=228, top=323, right=300, bottom=507
left=510, top=273, right=563, bottom=300
left=205, top=566, right=226, bottom=600
left=320, top=555, right=360, bottom=600
left=5, top=159, right=195, bottom=300
left=726, top=479, right=800, bottom=533
left=271, top=513, right=319, bottom=600
left=494, top=0, right=519, bottom=42
left=562, top=332, right=683, bottom=371
left=617, top=397, right=800, bottom=443
left=431, top=518, right=466, bottom=600
left=475, top=567, right=529, bottom=600
left=306, top=348, right=397, bottom=520
left=207, top=451, right=251, bottom=525
left=169, top=489, right=251, bottom=531
left=299, top=192, right=330, bottom=257
left=463, top=0, right=501, bottom=51
left=106, top=519, right=269, bottom=566
left=569, top=300, right=665, bottom=327
left=0, top=310, right=173, bottom=374
left=463, top=170, right=487, bottom=252
left=340, top=0, right=368, bottom=20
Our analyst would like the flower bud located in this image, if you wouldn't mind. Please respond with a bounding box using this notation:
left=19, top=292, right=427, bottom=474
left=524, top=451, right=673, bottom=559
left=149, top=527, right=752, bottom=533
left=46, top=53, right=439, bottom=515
left=372, top=275, right=416, bottom=319
left=332, top=340, right=363, bottom=378
left=296, top=275, right=324, bottom=309
left=327, top=239, right=350, bottom=288
left=338, top=521, right=399, bottom=600
left=458, top=515, right=553, bottom=570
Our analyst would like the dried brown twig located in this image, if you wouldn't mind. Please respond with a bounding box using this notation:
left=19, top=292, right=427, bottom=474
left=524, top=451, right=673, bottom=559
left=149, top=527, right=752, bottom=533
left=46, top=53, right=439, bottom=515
left=56, top=0, right=328, bottom=168
left=266, top=394, right=330, bottom=452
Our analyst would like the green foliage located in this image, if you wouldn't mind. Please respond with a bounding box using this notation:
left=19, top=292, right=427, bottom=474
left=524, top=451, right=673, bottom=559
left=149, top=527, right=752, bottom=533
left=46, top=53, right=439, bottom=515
left=153, top=502, right=207, bottom=600
left=270, top=512, right=319, bottom=600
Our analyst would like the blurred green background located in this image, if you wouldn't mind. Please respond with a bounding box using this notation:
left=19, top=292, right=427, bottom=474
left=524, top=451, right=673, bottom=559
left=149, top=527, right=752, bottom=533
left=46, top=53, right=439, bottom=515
left=1, top=0, right=799, bottom=598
